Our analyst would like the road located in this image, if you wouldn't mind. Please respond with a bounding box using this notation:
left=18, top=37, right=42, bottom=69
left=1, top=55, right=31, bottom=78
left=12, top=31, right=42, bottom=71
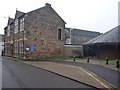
left=49, top=60, right=120, bottom=89
left=2, top=57, right=98, bottom=89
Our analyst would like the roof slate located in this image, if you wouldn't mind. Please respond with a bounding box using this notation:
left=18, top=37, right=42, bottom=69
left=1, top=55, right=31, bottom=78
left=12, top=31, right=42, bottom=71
left=8, top=17, right=14, bottom=25
left=15, top=10, right=25, bottom=19
left=84, top=25, right=120, bottom=45
left=27, top=3, right=66, bottom=24
left=65, top=28, right=101, bottom=37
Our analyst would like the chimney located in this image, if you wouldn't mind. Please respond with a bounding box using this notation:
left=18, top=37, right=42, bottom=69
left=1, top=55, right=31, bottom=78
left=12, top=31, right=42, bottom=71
left=45, top=3, right=51, bottom=7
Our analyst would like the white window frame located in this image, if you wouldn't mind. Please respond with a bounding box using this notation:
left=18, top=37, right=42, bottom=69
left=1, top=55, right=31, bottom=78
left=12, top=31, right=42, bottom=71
left=14, top=19, right=18, bottom=33
left=19, top=41, right=24, bottom=53
left=20, top=18, right=24, bottom=31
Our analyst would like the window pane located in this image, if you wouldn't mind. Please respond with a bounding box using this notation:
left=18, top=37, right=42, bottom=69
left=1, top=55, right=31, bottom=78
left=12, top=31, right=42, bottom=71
left=58, top=29, right=61, bottom=40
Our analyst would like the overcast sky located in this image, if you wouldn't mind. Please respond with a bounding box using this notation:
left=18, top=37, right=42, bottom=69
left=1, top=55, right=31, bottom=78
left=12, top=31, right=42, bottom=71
left=0, top=0, right=119, bottom=34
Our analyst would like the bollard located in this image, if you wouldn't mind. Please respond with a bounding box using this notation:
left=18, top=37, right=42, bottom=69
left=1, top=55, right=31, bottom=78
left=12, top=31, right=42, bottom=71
left=106, top=58, right=108, bottom=65
left=116, top=59, right=119, bottom=68
left=87, top=57, right=89, bottom=63
left=73, top=56, right=75, bottom=62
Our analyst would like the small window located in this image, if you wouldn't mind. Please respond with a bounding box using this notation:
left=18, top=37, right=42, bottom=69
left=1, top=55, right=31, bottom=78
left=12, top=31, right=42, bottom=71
left=20, top=18, right=24, bottom=31
left=7, top=25, right=10, bottom=36
left=58, top=29, right=62, bottom=40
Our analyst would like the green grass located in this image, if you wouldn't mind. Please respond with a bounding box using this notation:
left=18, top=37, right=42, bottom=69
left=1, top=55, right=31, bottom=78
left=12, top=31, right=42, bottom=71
left=104, top=60, right=120, bottom=65
left=45, top=56, right=81, bottom=60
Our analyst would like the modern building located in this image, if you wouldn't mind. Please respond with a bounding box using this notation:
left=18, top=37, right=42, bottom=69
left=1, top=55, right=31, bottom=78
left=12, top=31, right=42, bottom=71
left=83, top=25, right=120, bottom=60
left=4, top=3, right=66, bottom=59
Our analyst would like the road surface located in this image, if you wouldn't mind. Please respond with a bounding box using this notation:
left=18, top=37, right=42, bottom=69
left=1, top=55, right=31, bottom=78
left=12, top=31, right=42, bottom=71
left=50, top=60, right=120, bottom=89
left=2, top=57, right=98, bottom=89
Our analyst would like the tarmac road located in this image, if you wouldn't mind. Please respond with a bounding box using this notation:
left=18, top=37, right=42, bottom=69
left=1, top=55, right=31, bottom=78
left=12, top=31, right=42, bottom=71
left=2, top=57, right=98, bottom=89
left=49, top=60, right=120, bottom=89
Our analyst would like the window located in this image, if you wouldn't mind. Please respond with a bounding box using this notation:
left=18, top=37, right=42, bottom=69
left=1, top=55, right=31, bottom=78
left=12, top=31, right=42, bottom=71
left=19, top=41, right=24, bottom=54
left=14, top=42, right=18, bottom=54
left=58, top=29, right=62, bottom=40
left=14, top=19, right=18, bottom=33
left=66, top=38, right=71, bottom=44
left=7, top=25, right=10, bottom=36
left=20, top=18, right=24, bottom=31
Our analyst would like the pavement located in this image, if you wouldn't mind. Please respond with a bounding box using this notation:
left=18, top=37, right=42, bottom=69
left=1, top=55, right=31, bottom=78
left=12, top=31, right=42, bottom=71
left=74, top=58, right=120, bottom=72
left=50, top=59, right=120, bottom=89
left=2, top=56, right=119, bottom=90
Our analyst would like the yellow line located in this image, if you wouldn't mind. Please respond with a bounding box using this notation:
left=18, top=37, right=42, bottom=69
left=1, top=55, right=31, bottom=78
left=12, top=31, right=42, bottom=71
left=80, top=67, right=109, bottom=89
left=62, top=64, right=112, bottom=89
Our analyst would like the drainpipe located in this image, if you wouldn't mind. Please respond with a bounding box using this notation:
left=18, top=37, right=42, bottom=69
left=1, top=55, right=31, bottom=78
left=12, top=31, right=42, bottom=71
left=23, top=26, right=25, bottom=59
left=70, top=28, right=73, bottom=44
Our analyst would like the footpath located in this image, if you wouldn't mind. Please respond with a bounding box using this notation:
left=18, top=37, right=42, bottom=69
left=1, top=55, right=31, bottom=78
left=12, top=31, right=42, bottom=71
left=3, top=57, right=118, bottom=90
left=74, top=58, right=119, bottom=72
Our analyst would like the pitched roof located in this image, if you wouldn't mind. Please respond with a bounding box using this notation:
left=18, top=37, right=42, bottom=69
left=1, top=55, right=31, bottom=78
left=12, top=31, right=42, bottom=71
left=27, top=3, right=66, bottom=24
left=84, top=25, right=120, bottom=45
left=8, top=17, right=14, bottom=25
left=15, top=10, right=25, bottom=19
left=71, top=29, right=101, bottom=37
left=65, top=28, right=101, bottom=37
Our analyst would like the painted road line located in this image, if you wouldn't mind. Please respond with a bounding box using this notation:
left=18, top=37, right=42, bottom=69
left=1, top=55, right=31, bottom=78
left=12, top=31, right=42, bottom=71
left=64, top=64, right=116, bottom=90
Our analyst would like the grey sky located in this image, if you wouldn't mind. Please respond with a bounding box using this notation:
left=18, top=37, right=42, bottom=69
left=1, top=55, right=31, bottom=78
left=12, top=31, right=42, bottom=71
left=0, top=0, right=119, bottom=34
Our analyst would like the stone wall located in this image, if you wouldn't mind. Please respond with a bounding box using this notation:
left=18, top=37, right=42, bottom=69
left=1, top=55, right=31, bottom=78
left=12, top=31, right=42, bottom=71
left=24, top=5, right=65, bottom=59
